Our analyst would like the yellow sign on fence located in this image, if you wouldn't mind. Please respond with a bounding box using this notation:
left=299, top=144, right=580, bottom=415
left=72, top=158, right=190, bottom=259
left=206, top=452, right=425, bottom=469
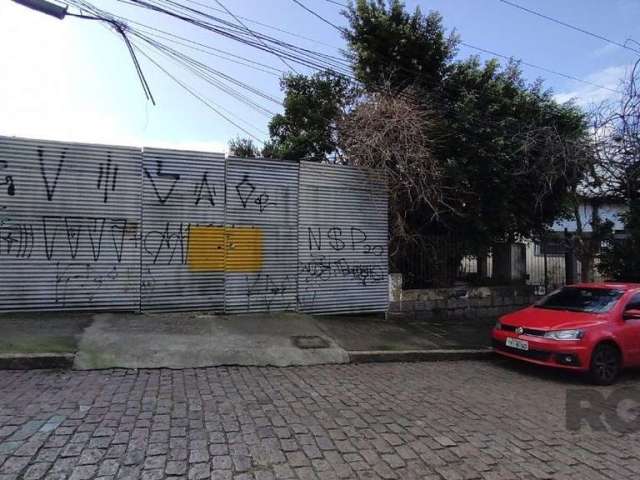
left=187, top=226, right=263, bottom=272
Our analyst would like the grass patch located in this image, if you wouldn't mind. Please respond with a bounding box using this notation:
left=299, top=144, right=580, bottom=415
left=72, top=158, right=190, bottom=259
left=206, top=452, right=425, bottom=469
left=0, top=335, right=77, bottom=354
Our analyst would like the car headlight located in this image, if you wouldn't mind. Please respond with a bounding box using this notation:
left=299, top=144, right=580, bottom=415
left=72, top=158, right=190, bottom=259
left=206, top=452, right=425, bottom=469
left=543, top=329, right=584, bottom=341
left=495, top=320, right=502, bottom=330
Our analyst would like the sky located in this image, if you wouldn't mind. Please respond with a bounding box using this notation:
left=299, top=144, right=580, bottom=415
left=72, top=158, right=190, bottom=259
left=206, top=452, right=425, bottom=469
left=1, top=0, right=639, bottom=153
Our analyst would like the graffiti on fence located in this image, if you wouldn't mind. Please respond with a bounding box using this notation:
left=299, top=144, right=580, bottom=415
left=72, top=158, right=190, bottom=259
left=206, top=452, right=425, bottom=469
left=0, top=139, right=387, bottom=313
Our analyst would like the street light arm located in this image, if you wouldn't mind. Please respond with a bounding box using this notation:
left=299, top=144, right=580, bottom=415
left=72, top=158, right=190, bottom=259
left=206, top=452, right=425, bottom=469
left=12, top=1, right=156, bottom=106
left=12, top=0, right=67, bottom=19
left=65, top=13, right=156, bottom=106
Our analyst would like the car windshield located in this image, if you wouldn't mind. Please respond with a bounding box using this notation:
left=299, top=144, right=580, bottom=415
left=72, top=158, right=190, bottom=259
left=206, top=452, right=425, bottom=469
left=535, top=287, right=624, bottom=313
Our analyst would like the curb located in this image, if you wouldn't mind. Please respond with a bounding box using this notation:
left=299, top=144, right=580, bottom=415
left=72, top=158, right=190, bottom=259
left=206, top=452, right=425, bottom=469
left=348, top=348, right=494, bottom=363
left=0, top=353, right=75, bottom=370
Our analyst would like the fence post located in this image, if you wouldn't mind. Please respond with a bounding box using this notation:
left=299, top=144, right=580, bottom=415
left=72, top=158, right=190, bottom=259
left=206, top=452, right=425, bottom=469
left=477, top=247, right=488, bottom=281
left=564, top=230, right=578, bottom=285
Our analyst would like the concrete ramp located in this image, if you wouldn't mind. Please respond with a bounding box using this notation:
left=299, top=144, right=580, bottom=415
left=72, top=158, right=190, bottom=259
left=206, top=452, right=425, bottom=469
left=74, top=311, right=348, bottom=369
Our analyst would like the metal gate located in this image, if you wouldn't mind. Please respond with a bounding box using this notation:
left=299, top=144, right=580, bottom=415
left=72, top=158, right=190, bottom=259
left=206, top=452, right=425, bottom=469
left=298, top=162, right=388, bottom=314
left=141, top=147, right=226, bottom=311
left=0, top=136, right=141, bottom=311
left=224, top=157, right=299, bottom=312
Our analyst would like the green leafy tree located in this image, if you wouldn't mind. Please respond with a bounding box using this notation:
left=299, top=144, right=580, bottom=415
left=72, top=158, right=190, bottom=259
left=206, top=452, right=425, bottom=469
left=344, top=0, right=591, bottom=250
left=228, top=136, right=260, bottom=158
left=344, top=0, right=458, bottom=94
left=438, top=58, right=589, bottom=244
left=262, top=71, right=352, bottom=161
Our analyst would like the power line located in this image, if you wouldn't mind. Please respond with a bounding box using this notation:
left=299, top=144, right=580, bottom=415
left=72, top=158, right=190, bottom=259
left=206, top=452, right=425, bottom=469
left=135, top=43, right=266, bottom=142
left=137, top=41, right=269, bottom=135
left=134, top=31, right=282, bottom=112
left=69, top=0, right=621, bottom=136
left=291, top=0, right=344, bottom=33
left=84, top=5, right=288, bottom=75
left=292, top=0, right=622, bottom=95
left=181, top=0, right=343, bottom=51
left=130, top=24, right=284, bottom=76
left=460, top=42, right=622, bottom=94
left=59, top=10, right=156, bottom=104
left=498, top=0, right=640, bottom=56
left=326, top=0, right=347, bottom=8
left=211, top=0, right=299, bottom=74
left=118, top=0, right=352, bottom=73
left=68, top=0, right=282, bottom=118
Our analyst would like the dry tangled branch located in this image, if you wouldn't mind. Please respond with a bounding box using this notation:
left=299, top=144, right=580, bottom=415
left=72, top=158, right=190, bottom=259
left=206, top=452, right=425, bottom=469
left=590, top=58, right=640, bottom=200
left=512, top=124, right=594, bottom=210
left=338, top=89, right=456, bottom=250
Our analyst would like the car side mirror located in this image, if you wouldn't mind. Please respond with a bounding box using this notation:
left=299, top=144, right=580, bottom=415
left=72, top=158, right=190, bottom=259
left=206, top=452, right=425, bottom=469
left=623, top=308, right=640, bottom=321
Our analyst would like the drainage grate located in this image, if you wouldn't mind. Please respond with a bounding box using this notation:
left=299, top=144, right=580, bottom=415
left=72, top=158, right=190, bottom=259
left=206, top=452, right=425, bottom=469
left=292, top=336, right=330, bottom=349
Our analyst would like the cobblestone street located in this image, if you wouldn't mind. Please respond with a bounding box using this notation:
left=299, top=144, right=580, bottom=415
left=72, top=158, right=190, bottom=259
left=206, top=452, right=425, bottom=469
left=1, top=360, right=639, bottom=480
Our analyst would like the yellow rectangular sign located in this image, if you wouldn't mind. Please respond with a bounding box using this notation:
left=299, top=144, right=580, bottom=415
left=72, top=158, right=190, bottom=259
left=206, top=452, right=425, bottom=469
left=187, top=226, right=263, bottom=272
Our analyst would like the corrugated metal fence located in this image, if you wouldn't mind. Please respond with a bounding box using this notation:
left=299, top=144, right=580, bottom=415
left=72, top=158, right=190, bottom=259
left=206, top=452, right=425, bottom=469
left=0, top=136, right=388, bottom=314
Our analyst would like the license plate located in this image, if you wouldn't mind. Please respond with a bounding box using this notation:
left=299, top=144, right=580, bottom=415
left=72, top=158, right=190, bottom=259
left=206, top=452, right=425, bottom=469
left=506, top=337, right=529, bottom=351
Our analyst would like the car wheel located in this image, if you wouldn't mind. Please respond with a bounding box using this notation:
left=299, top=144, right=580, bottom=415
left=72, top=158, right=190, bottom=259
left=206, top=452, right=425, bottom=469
left=589, top=343, right=621, bottom=386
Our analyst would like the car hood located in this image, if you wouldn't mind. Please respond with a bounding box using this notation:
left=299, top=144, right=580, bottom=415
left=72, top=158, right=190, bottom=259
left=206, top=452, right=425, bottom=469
left=501, top=306, right=609, bottom=331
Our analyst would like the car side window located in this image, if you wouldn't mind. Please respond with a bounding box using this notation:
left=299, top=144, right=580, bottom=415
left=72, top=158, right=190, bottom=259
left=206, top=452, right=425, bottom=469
left=625, top=293, right=640, bottom=311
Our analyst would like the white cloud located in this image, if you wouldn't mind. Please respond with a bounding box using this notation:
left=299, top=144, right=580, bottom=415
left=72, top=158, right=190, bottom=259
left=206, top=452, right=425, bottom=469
left=553, top=64, right=629, bottom=107
left=592, top=43, right=621, bottom=58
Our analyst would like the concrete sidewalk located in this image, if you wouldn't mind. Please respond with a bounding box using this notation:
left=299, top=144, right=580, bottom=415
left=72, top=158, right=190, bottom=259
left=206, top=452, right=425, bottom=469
left=75, top=311, right=348, bottom=369
left=315, top=314, right=495, bottom=362
left=315, top=314, right=495, bottom=351
left=0, top=310, right=496, bottom=369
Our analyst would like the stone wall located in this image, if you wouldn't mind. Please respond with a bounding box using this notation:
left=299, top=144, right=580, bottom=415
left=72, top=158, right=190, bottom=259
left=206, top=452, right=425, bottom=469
left=388, top=280, right=539, bottom=320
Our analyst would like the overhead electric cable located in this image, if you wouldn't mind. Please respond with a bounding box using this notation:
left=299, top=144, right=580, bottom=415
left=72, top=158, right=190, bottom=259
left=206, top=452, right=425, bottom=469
left=460, top=42, right=622, bottom=94
left=117, top=0, right=352, bottom=73
left=181, top=0, right=343, bottom=51
left=134, top=43, right=265, bottom=142
left=211, top=0, right=299, bottom=73
left=498, top=0, right=640, bottom=56
left=68, top=0, right=284, bottom=114
left=291, top=0, right=344, bottom=33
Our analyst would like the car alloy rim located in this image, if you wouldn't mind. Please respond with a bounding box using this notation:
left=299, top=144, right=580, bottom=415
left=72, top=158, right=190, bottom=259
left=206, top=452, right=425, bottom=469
left=594, top=349, right=618, bottom=381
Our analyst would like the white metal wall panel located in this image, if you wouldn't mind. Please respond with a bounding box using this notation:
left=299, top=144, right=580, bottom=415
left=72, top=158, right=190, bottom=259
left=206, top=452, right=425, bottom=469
left=0, top=136, right=141, bottom=311
left=298, top=162, right=388, bottom=314
left=141, top=148, right=226, bottom=311
left=224, top=157, right=299, bottom=312
left=1, top=136, right=389, bottom=315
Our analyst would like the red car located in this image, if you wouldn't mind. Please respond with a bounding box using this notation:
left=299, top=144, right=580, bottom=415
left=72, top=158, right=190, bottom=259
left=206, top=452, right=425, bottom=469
left=492, top=283, right=640, bottom=385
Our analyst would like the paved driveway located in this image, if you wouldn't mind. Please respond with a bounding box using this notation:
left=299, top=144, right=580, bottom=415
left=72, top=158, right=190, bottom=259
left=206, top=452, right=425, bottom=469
left=0, top=360, right=639, bottom=480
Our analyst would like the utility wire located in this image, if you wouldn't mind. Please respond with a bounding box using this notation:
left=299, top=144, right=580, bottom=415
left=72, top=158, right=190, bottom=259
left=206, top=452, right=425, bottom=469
left=68, top=0, right=278, bottom=127
left=91, top=10, right=287, bottom=76
left=134, top=43, right=265, bottom=142
left=320, top=0, right=624, bottom=94
left=181, top=0, right=342, bottom=51
left=138, top=40, right=269, bottom=135
left=138, top=29, right=283, bottom=77
left=66, top=11, right=156, bottom=104
left=132, top=31, right=282, bottom=113
left=118, top=0, right=351, bottom=73
left=460, top=42, right=622, bottom=94
left=291, top=0, right=344, bottom=33
left=211, top=0, right=299, bottom=73
left=122, top=0, right=617, bottom=106
left=498, top=0, right=640, bottom=56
